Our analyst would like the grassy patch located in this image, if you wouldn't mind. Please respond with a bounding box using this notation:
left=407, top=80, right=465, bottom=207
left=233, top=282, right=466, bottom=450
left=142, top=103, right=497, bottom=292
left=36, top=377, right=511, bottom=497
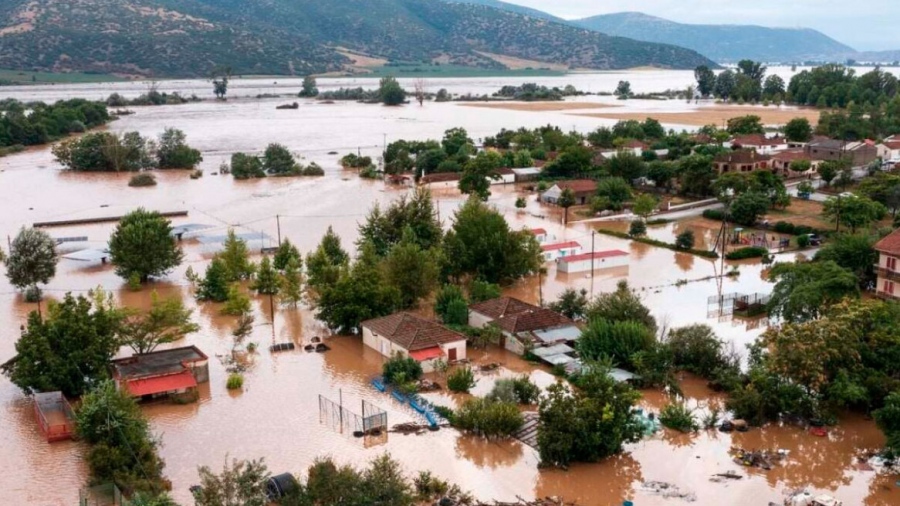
left=595, top=228, right=718, bottom=259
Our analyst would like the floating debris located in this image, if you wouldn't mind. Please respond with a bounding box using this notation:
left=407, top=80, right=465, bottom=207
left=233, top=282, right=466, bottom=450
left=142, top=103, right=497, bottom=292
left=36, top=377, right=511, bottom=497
left=640, top=481, right=696, bottom=501
left=473, top=497, right=577, bottom=506
left=479, top=362, right=501, bottom=372
left=417, top=379, right=442, bottom=392
left=390, top=422, right=431, bottom=435
left=730, top=447, right=788, bottom=471
left=710, top=471, right=743, bottom=482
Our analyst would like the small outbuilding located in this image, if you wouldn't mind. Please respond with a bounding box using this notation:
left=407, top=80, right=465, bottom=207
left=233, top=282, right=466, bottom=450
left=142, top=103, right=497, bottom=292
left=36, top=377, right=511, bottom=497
left=468, top=297, right=581, bottom=355
left=557, top=250, right=629, bottom=273
left=541, top=241, right=582, bottom=261
left=111, top=345, right=209, bottom=402
left=33, top=391, right=76, bottom=442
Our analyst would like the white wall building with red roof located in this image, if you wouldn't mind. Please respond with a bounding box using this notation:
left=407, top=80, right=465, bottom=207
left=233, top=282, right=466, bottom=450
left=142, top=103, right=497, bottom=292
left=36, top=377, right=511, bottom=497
left=558, top=250, right=629, bottom=273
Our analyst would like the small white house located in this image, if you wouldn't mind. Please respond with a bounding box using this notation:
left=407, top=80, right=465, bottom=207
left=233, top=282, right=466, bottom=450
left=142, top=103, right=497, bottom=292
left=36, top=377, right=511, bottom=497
left=558, top=250, right=629, bottom=273
left=541, top=241, right=582, bottom=261
left=361, top=313, right=467, bottom=372
left=490, top=168, right=517, bottom=185
left=529, top=228, right=550, bottom=244
left=511, top=167, right=541, bottom=182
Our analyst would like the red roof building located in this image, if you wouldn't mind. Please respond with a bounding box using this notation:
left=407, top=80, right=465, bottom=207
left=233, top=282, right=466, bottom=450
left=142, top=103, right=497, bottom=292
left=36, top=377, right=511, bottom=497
left=875, top=229, right=900, bottom=301
left=361, top=313, right=467, bottom=369
left=111, top=346, right=209, bottom=402
left=558, top=250, right=629, bottom=273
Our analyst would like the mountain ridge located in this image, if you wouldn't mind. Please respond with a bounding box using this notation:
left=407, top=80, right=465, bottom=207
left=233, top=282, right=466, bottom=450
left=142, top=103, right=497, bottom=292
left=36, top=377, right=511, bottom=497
left=0, top=0, right=715, bottom=78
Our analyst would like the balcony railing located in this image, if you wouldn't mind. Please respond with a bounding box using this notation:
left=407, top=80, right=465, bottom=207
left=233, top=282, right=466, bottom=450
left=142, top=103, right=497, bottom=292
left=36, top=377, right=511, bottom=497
left=875, top=267, right=900, bottom=282
left=875, top=291, right=898, bottom=300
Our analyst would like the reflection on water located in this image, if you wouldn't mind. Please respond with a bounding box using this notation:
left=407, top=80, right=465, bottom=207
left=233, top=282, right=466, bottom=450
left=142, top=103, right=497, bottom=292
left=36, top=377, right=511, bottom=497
left=0, top=86, right=894, bottom=506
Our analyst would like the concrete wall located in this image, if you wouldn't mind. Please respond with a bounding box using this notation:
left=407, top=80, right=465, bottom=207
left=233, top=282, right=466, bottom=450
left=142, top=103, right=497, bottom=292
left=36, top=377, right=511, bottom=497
left=362, top=327, right=406, bottom=358
left=559, top=255, right=628, bottom=273
left=440, top=340, right=467, bottom=362
left=504, top=333, right=527, bottom=355
left=188, top=360, right=210, bottom=384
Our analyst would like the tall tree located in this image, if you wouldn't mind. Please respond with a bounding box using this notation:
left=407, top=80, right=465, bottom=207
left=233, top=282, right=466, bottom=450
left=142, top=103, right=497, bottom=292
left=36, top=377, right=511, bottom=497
left=279, top=258, right=303, bottom=307
left=306, top=226, right=349, bottom=292
left=823, top=195, right=887, bottom=233
left=273, top=239, right=302, bottom=271
left=357, top=188, right=442, bottom=256
left=767, top=260, right=859, bottom=323
left=586, top=280, right=657, bottom=333
left=4, top=227, right=57, bottom=299
left=379, top=76, right=406, bottom=106
left=219, top=229, right=256, bottom=281
left=211, top=66, right=231, bottom=100
left=383, top=229, right=440, bottom=309
left=109, top=208, right=183, bottom=283
left=120, top=292, right=199, bottom=354
left=557, top=188, right=576, bottom=225
left=2, top=291, right=122, bottom=397
left=737, top=60, right=767, bottom=82
left=784, top=117, right=813, bottom=143
left=299, top=76, right=319, bottom=98
left=196, top=257, right=230, bottom=302
left=262, top=143, right=298, bottom=175
left=715, top=69, right=737, bottom=99
left=459, top=151, right=501, bottom=201
left=694, top=65, right=716, bottom=97
left=194, top=458, right=270, bottom=506
left=252, top=256, right=280, bottom=296
left=156, top=128, right=202, bottom=169
left=814, top=233, right=879, bottom=290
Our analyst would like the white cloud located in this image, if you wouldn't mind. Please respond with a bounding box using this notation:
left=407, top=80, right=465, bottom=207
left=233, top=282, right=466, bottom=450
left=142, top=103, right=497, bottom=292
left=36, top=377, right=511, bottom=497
left=503, top=0, right=900, bottom=50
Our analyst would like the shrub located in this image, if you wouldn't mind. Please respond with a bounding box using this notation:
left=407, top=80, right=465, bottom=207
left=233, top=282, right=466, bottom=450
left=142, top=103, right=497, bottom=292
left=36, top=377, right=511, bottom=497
left=469, top=280, right=501, bottom=303
left=725, top=246, right=768, bottom=260
left=487, top=376, right=540, bottom=404
left=383, top=354, right=423, bottom=385
left=659, top=402, right=698, bottom=432
left=577, top=318, right=655, bottom=369
left=453, top=398, right=523, bottom=438
left=301, top=163, right=325, bottom=176
left=773, top=221, right=822, bottom=236
left=702, top=209, right=726, bottom=221
left=443, top=298, right=469, bottom=326
left=447, top=367, right=476, bottom=393
left=667, top=324, right=726, bottom=378
left=226, top=373, right=244, bottom=390
left=797, top=234, right=811, bottom=248
left=675, top=230, right=695, bottom=250
left=128, top=173, right=157, bottom=187
left=628, top=220, right=647, bottom=237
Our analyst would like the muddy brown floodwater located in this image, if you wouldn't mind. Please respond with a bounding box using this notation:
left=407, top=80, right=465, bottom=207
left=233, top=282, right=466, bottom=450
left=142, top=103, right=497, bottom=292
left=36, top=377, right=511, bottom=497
left=0, top=97, right=895, bottom=505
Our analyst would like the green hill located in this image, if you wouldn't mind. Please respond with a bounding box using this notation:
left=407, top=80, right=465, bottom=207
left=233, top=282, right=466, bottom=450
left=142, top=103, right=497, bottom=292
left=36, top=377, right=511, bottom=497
left=573, top=12, right=856, bottom=63
left=0, top=0, right=716, bottom=78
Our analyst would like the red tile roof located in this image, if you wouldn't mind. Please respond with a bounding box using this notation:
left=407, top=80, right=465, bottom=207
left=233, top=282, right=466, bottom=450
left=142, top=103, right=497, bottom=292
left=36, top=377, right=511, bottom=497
left=125, top=370, right=197, bottom=397
left=555, top=180, right=597, bottom=194
left=714, top=150, right=771, bottom=164
left=875, top=229, right=900, bottom=256
left=530, top=228, right=547, bottom=235
left=772, top=149, right=812, bottom=162
left=362, top=313, right=466, bottom=351
left=732, top=134, right=785, bottom=147
left=560, top=250, right=629, bottom=263
left=541, top=241, right=581, bottom=252
left=882, top=141, right=900, bottom=150
left=420, top=173, right=461, bottom=184
left=469, top=297, right=576, bottom=334
left=620, top=140, right=649, bottom=150
left=409, top=347, right=444, bottom=362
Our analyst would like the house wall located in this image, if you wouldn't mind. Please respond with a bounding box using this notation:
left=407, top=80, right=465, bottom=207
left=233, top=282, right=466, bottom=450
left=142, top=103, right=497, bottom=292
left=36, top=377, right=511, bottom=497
left=543, top=246, right=582, bottom=262
left=187, top=359, right=210, bottom=384
left=541, top=186, right=562, bottom=203
left=362, top=327, right=408, bottom=359
left=877, top=252, right=900, bottom=300
left=440, top=340, right=467, bottom=362
left=559, top=255, right=628, bottom=273
left=490, top=174, right=516, bottom=185
left=504, top=333, right=527, bottom=355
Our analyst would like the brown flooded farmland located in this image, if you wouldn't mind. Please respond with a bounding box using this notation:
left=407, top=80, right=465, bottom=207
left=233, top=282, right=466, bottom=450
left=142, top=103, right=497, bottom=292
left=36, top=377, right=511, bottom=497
left=0, top=73, right=897, bottom=505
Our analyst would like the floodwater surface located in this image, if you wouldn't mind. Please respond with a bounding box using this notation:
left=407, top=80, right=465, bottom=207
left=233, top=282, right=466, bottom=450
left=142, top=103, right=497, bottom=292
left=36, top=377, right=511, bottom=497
left=0, top=80, right=895, bottom=505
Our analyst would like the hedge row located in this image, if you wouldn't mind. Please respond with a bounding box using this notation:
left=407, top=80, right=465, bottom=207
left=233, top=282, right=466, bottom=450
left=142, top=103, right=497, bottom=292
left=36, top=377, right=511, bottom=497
left=725, top=247, right=768, bottom=260
left=595, top=229, right=719, bottom=258
left=702, top=209, right=827, bottom=237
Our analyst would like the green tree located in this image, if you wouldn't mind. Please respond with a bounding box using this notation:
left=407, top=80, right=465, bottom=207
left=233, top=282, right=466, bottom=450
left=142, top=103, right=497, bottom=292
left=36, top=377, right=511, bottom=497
left=667, top=324, right=728, bottom=378
left=814, top=233, right=879, bottom=289
left=109, top=208, right=183, bottom=283
left=694, top=65, right=716, bottom=97
left=729, top=191, right=771, bottom=226
left=875, top=392, right=900, bottom=461
left=557, top=187, right=576, bottom=225
left=727, top=115, right=765, bottom=135
left=315, top=242, right=400, bottom=333
left=595, top=177, right=633, bottom=209
left=273, top=239, right=302, bottom=271
left=434, top=285, right=467, bottom=322
left=4, top=227, right=57, bottom=298
left=459, top=151, right=501, bottom=201
left=675, top=230, right=696, bottom=250
left=252, top=256, right=280, bottom=296
left=306, top=226, right=349, bottom=292
left=607, top=151, right=645, bottom=182
left=2, top=291, right=121, bottom=397
left=194, top=458, right=270, bottom=506
left=230, top=153, right=266, bottom=179
left=442, top=198, right=541, bottom=284
left=196, top=258, right=230, bottom=302
left=858, top=173, right=900, bottom=217
left=262, top=143, right=298, bottom=175
left=784, top=117, right=813, bottom=143
left=443, top=298, right=469, bottom=326
left=120, top=292, right=199, bottom=354
left=678, top=154, right=716, bottom=196
left=515, top=196, right=527, bottom=209
left=77, top=380, right=166, bottom=495
left=628, top=220, right=647, bottom=237
left=299, top=76, right=319, bottom=98
left=647, top=160, right=676, bottom=191
left=447, top=366, right=476, bottom=393
left=469, top=280, right=501, bottom=303
left=715, top=69, right=737, bottom=99
left=383, top=229, right=439, bottom=309
left=211, top=66, right=231, bottom=100
left=453, top=398, right=523, bottom=438
left=615, top=80, right=632, bottom=98
left=219, top=229, right=256, bottom=281
left=763, top=75, right=786, bottom=100
left=222, top=285, right=252, bottom=316
left=357, top=188, right=443, bottom=256
left=632, top=194, right=656, bottom=220
left=156, top=128, right=202, bottom=169
left=52, top=131, right=154, bottom=172
left=543, top=145, right=592, bottom=178
left=442, top=128, right=473, bottom=159
left=767, top=260, right=859, bottom=322
left=379, top=76, right=406, bottom=106
left=823, top=195, right=887, bottom=233
left=279, top=258, right=304, bottom=307
left=818, top=161, right=840, bottom=186
left=549, top=288, right=589, bottom=321
left=586, top=280, right=656, bottom=332
left=538, top=364, right=642, bottom=467
left=577, top=318, right=655, bottom=368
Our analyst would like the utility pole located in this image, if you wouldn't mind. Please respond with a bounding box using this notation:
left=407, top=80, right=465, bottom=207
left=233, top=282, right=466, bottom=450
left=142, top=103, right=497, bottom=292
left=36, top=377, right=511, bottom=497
left=276, top=215, right=282, bottom=245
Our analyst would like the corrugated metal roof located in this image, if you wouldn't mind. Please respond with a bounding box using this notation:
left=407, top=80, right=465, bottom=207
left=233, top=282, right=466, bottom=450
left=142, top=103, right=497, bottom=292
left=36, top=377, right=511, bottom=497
left=530, top=343, right=575, bottom=357
left=532, top=326, right=581, bottom=343
left=543, top=354, right=575, bottom=365
left=62, top=248, right=110, bottom=261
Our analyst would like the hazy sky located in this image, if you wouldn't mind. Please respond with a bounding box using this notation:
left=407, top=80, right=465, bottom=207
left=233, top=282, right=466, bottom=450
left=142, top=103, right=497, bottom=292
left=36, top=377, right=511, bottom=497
left=503, top=0, right=899, bottom=51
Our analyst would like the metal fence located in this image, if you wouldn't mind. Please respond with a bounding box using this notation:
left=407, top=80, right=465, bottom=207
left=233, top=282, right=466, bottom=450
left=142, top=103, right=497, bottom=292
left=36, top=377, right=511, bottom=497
left=319, top=395, right=387, bottom=436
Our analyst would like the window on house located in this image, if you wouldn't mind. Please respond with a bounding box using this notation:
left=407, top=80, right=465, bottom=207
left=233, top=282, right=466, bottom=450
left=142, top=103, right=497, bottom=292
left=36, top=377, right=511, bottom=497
left=888, top=256, right=897, bottom=271
left=885, top=280, right=896, bottom=295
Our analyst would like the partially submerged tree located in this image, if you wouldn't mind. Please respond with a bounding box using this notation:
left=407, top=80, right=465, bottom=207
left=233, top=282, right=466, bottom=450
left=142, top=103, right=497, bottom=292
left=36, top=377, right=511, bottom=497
left=279, top=258, right=304, bottom=307
left=194, top=458, right=270, bottom=506
left=109, top=209, right=184, bottom=283
left=196, top=257, right=230, bottom=302
left=120, top=292, right=199, bottom=354
left=4, top=227, right=57, bottom=300
left=252, top=256, right=280, bottom=296
left=219, top=229, right=256, bottom=281
left=767, top=260, right=859, bottom=323
left=306, top=226, right=349, bottom=293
